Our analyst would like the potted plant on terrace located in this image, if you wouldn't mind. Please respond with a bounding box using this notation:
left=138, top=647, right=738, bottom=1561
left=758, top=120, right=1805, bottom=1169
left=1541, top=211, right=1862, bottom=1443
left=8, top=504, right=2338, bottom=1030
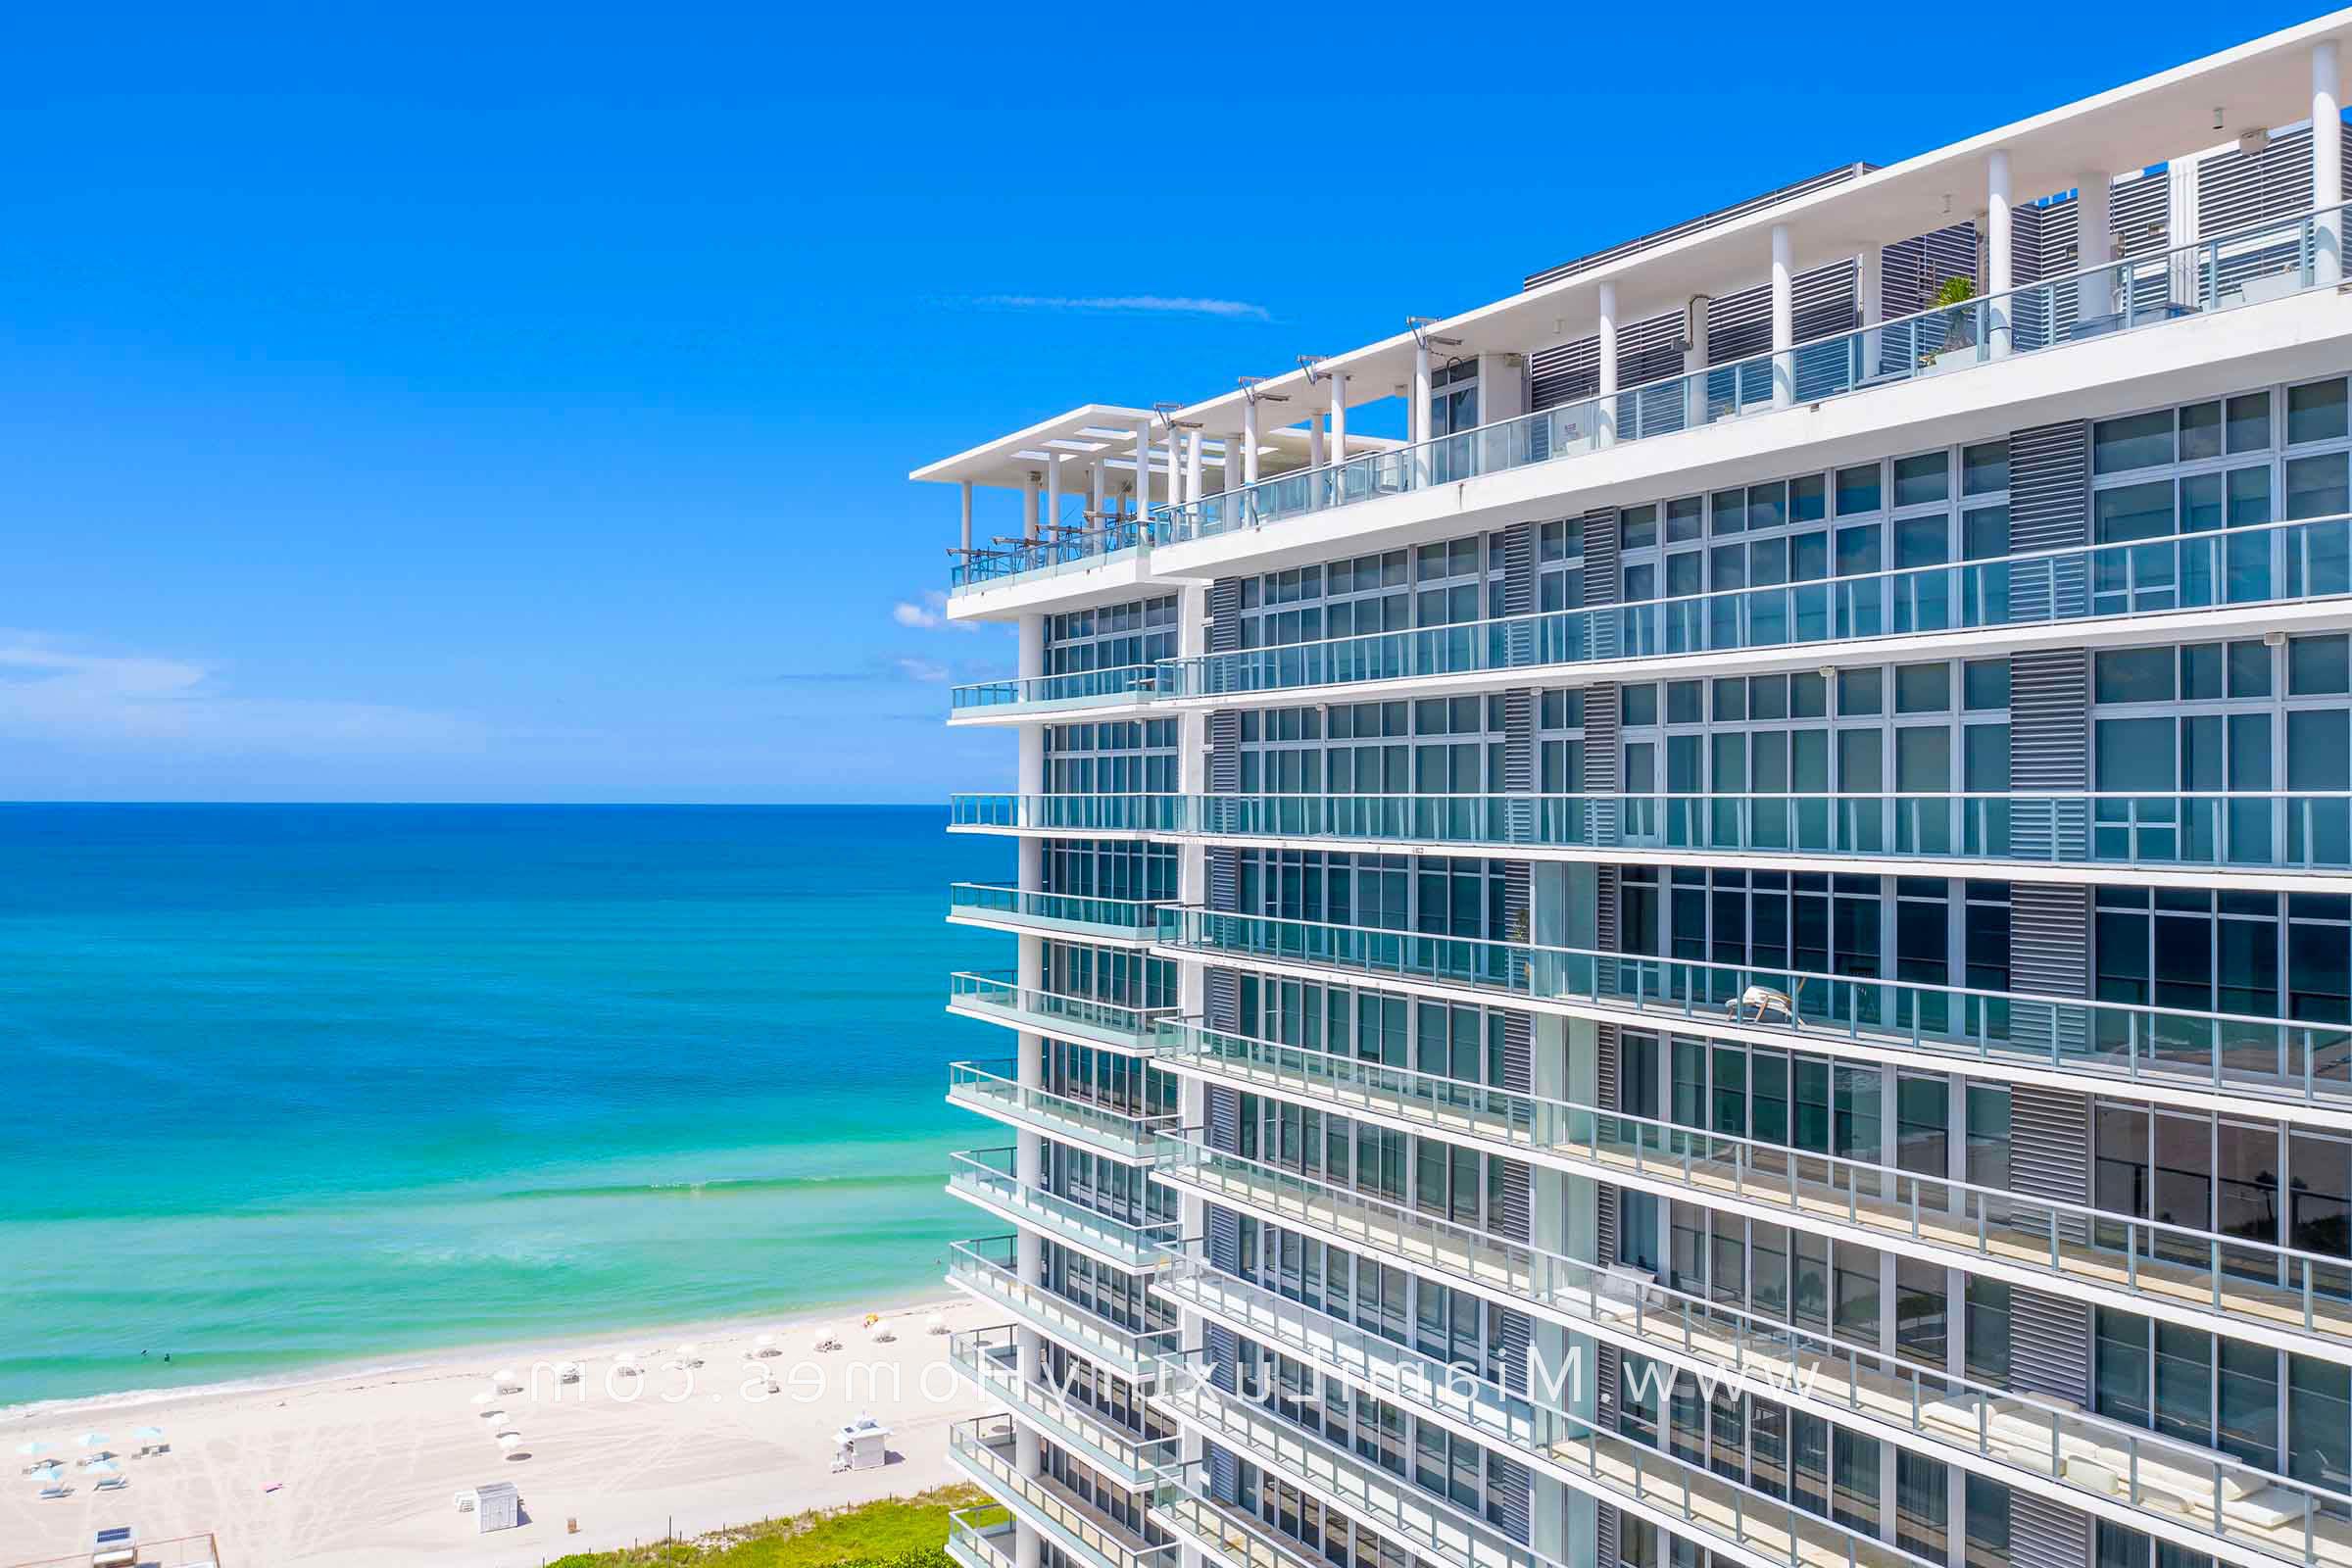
left=1919, top=274, right=1980, bottom=371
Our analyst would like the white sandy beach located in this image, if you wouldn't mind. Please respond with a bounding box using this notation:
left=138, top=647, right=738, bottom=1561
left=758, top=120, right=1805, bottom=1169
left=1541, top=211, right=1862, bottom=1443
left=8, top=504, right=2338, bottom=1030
left=0, top=1297, right=998, bottom=1567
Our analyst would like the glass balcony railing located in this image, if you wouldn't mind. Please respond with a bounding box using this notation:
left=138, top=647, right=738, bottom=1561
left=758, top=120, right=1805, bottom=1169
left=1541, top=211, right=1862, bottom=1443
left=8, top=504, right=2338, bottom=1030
left=1149, top=1479, right=1336, bottom=1568
left=949, top=1507, right=1020, bottom=1568
left=947, top=1237, right=1178, bottom=1380
left=950, top=1417, right=1176, bottom=1568
left=952, top=1326, right=1182, bottom=1486
left=1149, top=1349, right=1537, bottom=1568
left=1150, top=205, right=2349, bottom=553
left=951, top=794, right=1175, bottom=833
left=1153, top=511, right=2352, bottom=701
left=1155, top=906, right=2352, bottom=1111
left=953, top=519, right=1150, bottom=594
left=1177, top=791, right=2352, bottom=872
left=949, top=1150, right=1177, bottom=1270
left=948, top=972, right=1179, bottom=1053
left=1144, top=1262, right=1922, bottom=1568
left=949, top=1059, right=1177, bottom=1161
left=952, top=665, right=1161, bottom=713
left=1150, top=1162, right=2352, bottom=1568
left=1155, top=1020, right=2352, bottom=1354
left=950, top=884, right=1162, bottom=940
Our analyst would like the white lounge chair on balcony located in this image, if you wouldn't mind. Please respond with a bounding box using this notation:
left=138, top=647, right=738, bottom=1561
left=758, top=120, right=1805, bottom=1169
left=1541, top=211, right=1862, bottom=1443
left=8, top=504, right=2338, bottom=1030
left=1726, top=985, right=1799, bottom=1027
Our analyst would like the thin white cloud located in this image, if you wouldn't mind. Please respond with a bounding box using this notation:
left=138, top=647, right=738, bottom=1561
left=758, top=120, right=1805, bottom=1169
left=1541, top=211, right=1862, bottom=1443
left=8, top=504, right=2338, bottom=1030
left=894, top=657, right=952, bottom=684
left=971, top=294, right=1273, bottom=322
left=891, top=590, right=977, bottom=632
left=0, top=633, right=486, bottom=756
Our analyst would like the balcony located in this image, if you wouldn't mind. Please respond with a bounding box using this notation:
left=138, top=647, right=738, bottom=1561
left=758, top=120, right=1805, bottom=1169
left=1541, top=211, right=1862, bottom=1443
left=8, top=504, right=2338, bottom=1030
left=1154, top=907, right=2352, bottom=1114
left=1153, top=512, right=2352, bottom=705
left=952, top=518, right=1150, bottom=595
left=1142, top=1260, right=1921, bottom=1568
left=952, top=664, right=1160, bottom=718
left=951, top=884, right=1162, bottom=945
left=1149, top=1484, right=1333, bottom=1568
left=1151, top=1172, right=2352, bottom=1568
left=947, top=1237, right=1178, bottom=1380
left=1155, top=1021, right=2352, bottom=1359
left=952, top=1326, right=1182, bottom=1487
left=950, top=971, right=1178, bottom=1054
left=1149, top=1348, right=1537, bottom=1568
left=949, top=1060, right=1177, bottom=1163
left=949, top=1417, right=1176, bottom=1568
left=1176, top=791, right=2352, bottom=880
left=949, top=1150, right=1177, bottom=1271
left=952, top=794, right=1172, bottom=837
left=949, top=1507, right=1021, bottom=1568
left=1148, top=207, right=2345, bottom=559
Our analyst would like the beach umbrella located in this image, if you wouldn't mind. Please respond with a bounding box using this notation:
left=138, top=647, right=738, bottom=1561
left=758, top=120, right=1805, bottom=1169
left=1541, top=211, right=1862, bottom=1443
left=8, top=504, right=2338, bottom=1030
left=468, top=1390, right=497, bottom=1406
left=676, top=1342, right=701, bottom=1363
left=27, top=1459, right=59, bottom=1476
left=74, top=1433, right=108, bottom=1449
left=478, top=1409, right=506, bottom=1424
left=131, top=1427, right=163, bottom=1442
left=84, top=1460, right=121, bottom=1476
left=14, top=1441, right=50, bottom=1457
left=496, top=1432, right=523, bottom=1450
left=925, top=1311, right=948, bottom=1335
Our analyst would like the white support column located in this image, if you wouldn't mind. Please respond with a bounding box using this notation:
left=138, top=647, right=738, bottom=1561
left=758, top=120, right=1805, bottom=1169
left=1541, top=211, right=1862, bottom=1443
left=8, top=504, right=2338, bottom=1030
left=1164, top=434, right=1181, bottom=514
left=2078, top=172, right=2115, bottom=327
left=2319, top=40, right=2343, bottom=288
left=1020, top=477, right=1039, bottom=542
left=1306, top=411, right=1325, bottom=468
left=1595, top=280, right=1619, bottom=448
left=1241, top=398, right=1260, bottom=486
left=1855, top=246, right=1884, bottom=381
left=1089, top=458, right=1106, bottom=526
left=1183, top=429, right=1203, bottom=506
left=1410, top=338, right=1432, bottom=485
left=1683, top=294, right=1709, bottom=428
left=1770, top=222, right=1795, bottom=408
left=958, top=480, right=973, bottom=553
left=1986, top=149, right=2014, bottom=359
left=1132, top=421, right=1152, bottom=518
left=1328, top=371, right=1348, bottom=465
left=1044, top=453, right=1061, bottom=534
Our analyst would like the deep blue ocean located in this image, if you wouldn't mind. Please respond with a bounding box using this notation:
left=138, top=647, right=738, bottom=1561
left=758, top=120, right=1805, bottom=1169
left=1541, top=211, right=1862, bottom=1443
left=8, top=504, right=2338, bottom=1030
left=0, top=804, right=1010, bottom=1409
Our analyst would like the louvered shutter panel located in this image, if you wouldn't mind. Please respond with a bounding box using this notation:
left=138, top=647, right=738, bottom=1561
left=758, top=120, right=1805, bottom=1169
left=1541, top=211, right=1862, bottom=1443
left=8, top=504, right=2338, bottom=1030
left=2010, top=1492, right=2092, bottom=1568
left=2012, top=1283, right=2095, bottom=1405
left=1485, top=1451, right=1532, bottom=1544
left=2009, top=420, right=2090, bottom=621
left=1595, top=1504, right=1620, bottom=1568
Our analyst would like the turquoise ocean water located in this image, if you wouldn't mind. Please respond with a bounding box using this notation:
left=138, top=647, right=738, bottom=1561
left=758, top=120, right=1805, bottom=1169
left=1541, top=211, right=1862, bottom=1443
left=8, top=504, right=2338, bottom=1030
left=0, top=804, right=1009, bottom=1410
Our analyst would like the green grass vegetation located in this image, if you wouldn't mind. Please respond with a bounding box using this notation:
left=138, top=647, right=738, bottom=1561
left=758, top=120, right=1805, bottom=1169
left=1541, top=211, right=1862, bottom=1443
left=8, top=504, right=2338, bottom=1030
left=540, top=1484, right=1000, bottom=1568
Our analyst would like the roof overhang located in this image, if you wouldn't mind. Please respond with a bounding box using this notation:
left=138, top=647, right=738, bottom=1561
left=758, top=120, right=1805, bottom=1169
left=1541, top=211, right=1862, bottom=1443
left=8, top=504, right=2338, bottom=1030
left=1160, top=8, right=2352, bottom=432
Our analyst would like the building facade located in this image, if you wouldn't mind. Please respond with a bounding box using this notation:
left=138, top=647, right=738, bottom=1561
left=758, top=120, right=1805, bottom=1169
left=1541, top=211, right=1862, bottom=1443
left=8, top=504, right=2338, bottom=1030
left=925, top=20, right=2352, bottom=1568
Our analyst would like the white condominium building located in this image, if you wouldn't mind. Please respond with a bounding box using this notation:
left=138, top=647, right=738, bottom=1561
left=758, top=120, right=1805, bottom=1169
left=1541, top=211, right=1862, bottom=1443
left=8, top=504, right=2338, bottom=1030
left=923, top=20, right=2352, bottom=1568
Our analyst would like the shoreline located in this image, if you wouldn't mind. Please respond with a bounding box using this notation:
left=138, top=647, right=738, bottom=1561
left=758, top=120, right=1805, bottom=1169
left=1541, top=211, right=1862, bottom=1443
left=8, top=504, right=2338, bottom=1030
left=0, top=1294, right=1000, bottom=1566
left=2, top=1286, right=965, bottom=1426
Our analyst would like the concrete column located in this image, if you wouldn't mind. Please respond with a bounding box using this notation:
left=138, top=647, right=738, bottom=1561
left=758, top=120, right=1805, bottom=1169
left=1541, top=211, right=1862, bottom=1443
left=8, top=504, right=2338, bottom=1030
left=1165, top=436, right=1181, bottom=514
left=1683, top=294, right=1710, bottom=427
left=1307, top=411, right=1325, bottom=468
left=1595, top=280, right=1619, bottom=448
left=1089, top=459, right=1106, bottom=526
left=1184, top=430, right=1203, bottom=506
left=1410, top=338, right=1432, bottom=486
left=2078, top=173, right=2115, bottom=326
left=1241, top=398, right=1260, bottom=486
left=1857, top=247, right=1884, bottom=325
left=2319, top=40, right=2343, bottom=287
left=1328, top=372, right=1348, bottom=465
left=957, top=481, right=973, bottom=553
left=1017, top=614, right=1046, bottom=870
left=1771, top=222, right=1795, bottom=408
left=1021, top=477, right=1039, bottom=542
left=1045, top=454, right=1061, bottom=535
left=1987, top=149, right=2014, bottom=358
left=1132, top=422, right=1152, bottom=517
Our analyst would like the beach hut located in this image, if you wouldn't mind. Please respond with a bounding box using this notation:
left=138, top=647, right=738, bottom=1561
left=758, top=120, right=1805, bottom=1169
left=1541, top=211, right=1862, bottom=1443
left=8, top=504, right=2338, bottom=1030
left=456, top=1480, right=521, bottom=1533
left=831, top=1413, right=890, bottom=1473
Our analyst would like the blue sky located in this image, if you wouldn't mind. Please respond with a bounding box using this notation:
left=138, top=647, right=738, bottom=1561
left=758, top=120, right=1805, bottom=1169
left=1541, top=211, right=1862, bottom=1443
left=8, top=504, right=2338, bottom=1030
left=0, top=0, right=2328, bottom=803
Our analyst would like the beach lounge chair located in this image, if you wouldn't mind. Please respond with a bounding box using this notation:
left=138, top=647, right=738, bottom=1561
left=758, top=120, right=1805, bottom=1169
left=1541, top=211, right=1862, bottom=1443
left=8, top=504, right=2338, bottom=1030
left=1726, top=985, right=1799, bottom=1027
left=37, top=1481, right=70, bottom=1499
left=94, top=1474, right=128, bottom=1492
